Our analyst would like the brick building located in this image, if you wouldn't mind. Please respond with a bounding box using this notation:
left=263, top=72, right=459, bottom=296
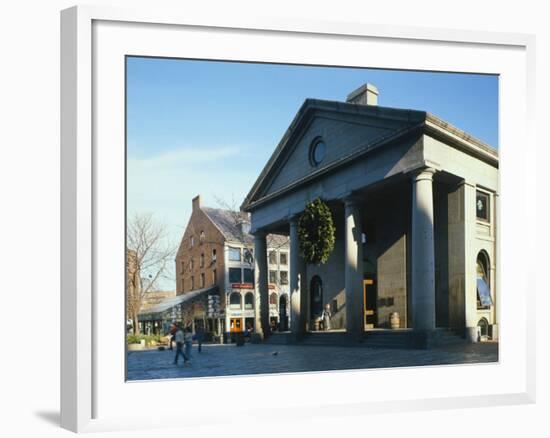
left=173, top=195, right=290, bottom=339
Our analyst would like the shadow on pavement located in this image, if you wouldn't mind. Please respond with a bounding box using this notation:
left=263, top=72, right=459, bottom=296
left=34, top=410, right=60, bottom=427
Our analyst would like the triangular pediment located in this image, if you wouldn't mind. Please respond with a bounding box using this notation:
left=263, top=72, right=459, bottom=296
left=243, top=99, right=426, bottom=208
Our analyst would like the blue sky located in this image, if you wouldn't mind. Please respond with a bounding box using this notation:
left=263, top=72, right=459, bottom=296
left=126, top=57, right=498, bottom=289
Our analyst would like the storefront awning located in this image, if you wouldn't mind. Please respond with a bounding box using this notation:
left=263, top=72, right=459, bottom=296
left=139, top=285, right=218, bottom=321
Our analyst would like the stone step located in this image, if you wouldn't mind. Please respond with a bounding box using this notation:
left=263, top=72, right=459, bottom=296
left=300, top=332, right=357, bottom=347
left=265, top=329, right=468, bottom=349
left=263, top=333, right=293, bottom=345
left=363, top=333, right=413, bottom=349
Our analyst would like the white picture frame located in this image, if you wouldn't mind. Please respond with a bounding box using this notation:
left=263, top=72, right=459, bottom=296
left=60, top=4, right=536, bottom=433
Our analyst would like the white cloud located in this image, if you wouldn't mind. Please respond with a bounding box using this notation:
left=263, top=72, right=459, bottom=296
left=128, top=145, right=241, bottom=170
left=127, top=144, right=262, bottom=290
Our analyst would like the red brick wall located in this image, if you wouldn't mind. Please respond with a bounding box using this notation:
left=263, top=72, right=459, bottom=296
left=175, top=196, right=226, bottom=297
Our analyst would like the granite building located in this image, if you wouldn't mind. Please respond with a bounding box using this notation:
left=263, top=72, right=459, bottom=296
left=241, top=83, right=498, bottom=346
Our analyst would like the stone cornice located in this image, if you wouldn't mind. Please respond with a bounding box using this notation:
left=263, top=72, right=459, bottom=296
left=425, top=113, right=498, bottom=166
left=241, top=99, right=426, bottom=212
left=242, top=100, right=499, bottom=213
left=243, top=122, right=423, bottom=212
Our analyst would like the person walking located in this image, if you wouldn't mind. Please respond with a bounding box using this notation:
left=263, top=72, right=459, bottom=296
left=321, top=303, right=332, bottom=331
left=183, top=326, right=194, bottom=365
left=195, top=325, right=205, bottom=353
left=173, top=324, right=186, bottom=365
left=168, top=322, right=177, bottom=350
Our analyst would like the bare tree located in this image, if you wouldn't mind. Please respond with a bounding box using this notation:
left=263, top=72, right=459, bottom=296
left=180, top=300, right=205, bottom=328
left=126, top=213, right=176, bottom=335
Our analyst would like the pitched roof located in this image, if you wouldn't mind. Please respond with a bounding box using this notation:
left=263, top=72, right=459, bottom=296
left=202, top=206, right=289, bottom=248
left=203, top=207, right=254, bottom=245
left=241, top=98, right=498, bottom=212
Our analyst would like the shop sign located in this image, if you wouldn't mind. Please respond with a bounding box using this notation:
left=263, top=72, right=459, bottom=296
left=231, top=283, right=254, bottom=289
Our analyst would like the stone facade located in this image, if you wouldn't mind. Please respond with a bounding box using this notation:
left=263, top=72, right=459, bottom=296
left=242, top=83, right=498, bottom=345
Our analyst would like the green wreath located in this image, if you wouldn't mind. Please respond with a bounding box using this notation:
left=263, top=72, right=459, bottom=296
left=298, top=198, right=335, bottom=265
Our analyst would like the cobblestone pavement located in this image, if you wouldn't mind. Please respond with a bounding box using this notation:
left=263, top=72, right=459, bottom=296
left=127, top=342, right=498, bottom=381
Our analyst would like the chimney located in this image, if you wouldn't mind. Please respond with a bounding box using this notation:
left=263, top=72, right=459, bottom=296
left=346, top=83, right=379, bottom=106
left=236, top=212, right=251, bottom=235
left=192, top=195, right=201, bottom=211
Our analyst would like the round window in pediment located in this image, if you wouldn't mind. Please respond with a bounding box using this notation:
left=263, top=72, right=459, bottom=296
left=309, top=138, right=326, bottom=167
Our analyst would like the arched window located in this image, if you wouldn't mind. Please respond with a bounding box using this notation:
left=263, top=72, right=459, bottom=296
left=269, top=292, right=278, bottom=306
left=229, top=292, right=241, bottom=309
left=476, top=251, right=492, bottom=309
left=244, top=292, right=254, bottom=310
left=199, top=231, right=205, bottom=244
left=310, top=275, right=323, bottom=318
left=477, top=251, right=489, bottom=280
left=477, top=318, right=489, bottom=341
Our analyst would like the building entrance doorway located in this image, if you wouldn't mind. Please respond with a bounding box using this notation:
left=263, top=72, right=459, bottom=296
left=279, top=294, right=289, bottom=331
left=364, top=279, right=377, bottom=329
left=230, top=318, right=242, bottom=333
left=310, top=276, right=323, bottom=330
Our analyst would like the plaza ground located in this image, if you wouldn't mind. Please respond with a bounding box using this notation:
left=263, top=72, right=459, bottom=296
left=126, top=341, right=498, bottom=381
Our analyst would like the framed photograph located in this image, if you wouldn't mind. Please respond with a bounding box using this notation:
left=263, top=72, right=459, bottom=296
left=61, top=5, right=536, bottom=433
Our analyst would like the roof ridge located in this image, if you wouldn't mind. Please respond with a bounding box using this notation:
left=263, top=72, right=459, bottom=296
left=201, top=206, right=253, bottom=244
left=203, top=205, right=250, bottom=217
